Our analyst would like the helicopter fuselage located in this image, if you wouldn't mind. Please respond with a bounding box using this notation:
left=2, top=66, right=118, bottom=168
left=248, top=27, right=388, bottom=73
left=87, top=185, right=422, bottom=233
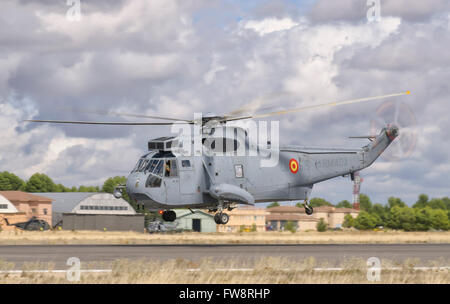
left=125, top=125, right=398, bottom=211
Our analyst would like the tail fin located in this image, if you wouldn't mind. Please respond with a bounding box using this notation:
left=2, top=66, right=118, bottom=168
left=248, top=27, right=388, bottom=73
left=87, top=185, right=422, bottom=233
left=362, top=125, right=399, bottom=166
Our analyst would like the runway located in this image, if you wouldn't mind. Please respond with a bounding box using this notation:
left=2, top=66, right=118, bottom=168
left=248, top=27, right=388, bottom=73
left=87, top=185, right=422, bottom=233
left=0, top=244, right=448, bottom=268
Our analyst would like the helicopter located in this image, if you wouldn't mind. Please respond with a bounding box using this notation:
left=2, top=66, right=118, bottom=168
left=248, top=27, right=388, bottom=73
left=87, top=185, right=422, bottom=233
left=26, top=91, right=410, bottom=225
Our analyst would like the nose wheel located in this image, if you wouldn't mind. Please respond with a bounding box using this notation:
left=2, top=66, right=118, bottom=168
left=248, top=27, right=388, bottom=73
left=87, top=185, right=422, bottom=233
left=162, top=210, right=176, bottom=222
left=214, top=212, right=229, bottom=225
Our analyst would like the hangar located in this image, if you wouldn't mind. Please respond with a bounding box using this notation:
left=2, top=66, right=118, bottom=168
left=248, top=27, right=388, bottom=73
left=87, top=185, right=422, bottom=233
left=36, top=192, right=144, bottom=231
left=174, top=209, right=216, bottom=232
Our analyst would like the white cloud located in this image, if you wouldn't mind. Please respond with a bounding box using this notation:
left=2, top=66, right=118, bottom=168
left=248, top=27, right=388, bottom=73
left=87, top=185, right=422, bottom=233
left=242, top=17, right=299, bottom=36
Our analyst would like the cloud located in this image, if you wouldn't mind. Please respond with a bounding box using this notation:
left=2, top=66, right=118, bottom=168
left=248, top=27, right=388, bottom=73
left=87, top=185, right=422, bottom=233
left=242, top=17, right=299, bottom=36
left=309, top=0, right=450, bottom=23
left=0, top=0, right=449, bottom=205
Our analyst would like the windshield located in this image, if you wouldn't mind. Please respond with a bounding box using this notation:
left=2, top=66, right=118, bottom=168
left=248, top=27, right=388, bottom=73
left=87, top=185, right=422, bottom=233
left=145, top=159, right=164, bottom=176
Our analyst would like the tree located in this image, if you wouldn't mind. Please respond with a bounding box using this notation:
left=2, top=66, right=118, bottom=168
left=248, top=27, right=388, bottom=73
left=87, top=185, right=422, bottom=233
left=0, top=171, right=25, bottom=191
left=442, top=197, right=450, bottom=210
left=359, top=194, right=373, bottom=212
left=284, top=221, right=297, bottom=233
left=24, top=173, right=57, bottom=192
left=102, top=176, right=134, bottom=209
left=102, top=176, right=127, bottom=193
left=413, top=194, right=429, bottom=209
left=267, top=202, right=280, bottom=208
left=354, top=211, right=377, bottom=230
left=309, top=198, right=333, bottom=208
left=336, top=200, right=352, bottom=208
left=386, top=206, right=415, bottom=231
left=413, top=207, right=434, bottom=231
left=429, top=209, right=449, bottom=230
left=316, top=218, right=327, bottom=232
left=371, top=203, right=387, bottom=216
left=428, top=198, right=447, bottom=210
left=78, top=185, right=99, bottom=192
left=387, top=197, right=406, bottom=209
left=55, top=183, right=71, bottom=192
left=342, top=214, right=354, bottom=228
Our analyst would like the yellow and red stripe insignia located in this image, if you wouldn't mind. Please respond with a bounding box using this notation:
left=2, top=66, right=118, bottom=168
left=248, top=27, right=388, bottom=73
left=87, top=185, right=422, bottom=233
left=289, top=158, right=299, bottom=174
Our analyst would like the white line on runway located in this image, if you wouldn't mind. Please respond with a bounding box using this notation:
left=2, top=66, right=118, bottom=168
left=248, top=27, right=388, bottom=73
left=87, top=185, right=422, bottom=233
left=186, top=266, right=450, bottom=272
left=0, top=269, right=112, bottom=274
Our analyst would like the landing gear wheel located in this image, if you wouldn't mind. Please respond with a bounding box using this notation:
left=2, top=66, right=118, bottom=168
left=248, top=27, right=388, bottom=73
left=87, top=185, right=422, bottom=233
left=162, top=210, right=176, bottom=222
left=214, top=213, right=221, bottom=224
left=214, top=212, right=229, bottom=224
left=304, top=205, right=314, bottom=215
left=220, top=213, right=229, bottom=225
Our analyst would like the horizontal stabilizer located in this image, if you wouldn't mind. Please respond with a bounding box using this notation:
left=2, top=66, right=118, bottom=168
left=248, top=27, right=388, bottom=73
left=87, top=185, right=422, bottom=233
left=349, top=135, right=377, bottom=141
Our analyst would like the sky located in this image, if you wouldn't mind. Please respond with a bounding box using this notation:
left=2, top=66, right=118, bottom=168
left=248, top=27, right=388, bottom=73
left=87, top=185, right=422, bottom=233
left=0, top=0, right=449, bottom=206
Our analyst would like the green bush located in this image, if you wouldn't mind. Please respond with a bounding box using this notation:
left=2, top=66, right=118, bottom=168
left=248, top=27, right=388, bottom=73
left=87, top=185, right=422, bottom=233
left=342, top=214, right=354, bottom=228
left=284, top=221, right=297, bottom=233
left=316, top=218, right=327, bottom=232
left=354, top=211, right=377, bottom=230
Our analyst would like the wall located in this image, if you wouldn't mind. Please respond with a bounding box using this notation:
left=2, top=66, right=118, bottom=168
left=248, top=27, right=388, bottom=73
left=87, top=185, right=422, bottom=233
left=217, top=208, right=267, bottom=233
left=0, top=213, right=28, bottom=231
left=62, top=214, right=145, bottom=232
left=12, top=201, right=52, bottom=225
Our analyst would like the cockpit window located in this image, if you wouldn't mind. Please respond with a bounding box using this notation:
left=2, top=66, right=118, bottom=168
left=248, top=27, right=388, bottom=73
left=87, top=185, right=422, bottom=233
left=138, top=159, right=149, bottom=172
left=154, top=160, right=163, bottom=176
left=145, top=175, right=162, bottom=188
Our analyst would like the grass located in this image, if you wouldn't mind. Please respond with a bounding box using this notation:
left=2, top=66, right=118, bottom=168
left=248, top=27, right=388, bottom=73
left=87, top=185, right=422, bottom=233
left=0, top=230, right=449, bottom=245
left=0, top=257, right=448, bottom=283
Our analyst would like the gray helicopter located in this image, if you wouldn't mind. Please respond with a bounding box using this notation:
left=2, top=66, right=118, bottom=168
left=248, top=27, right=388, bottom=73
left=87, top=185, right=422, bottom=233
left=26, top=91, right=410, bottom=225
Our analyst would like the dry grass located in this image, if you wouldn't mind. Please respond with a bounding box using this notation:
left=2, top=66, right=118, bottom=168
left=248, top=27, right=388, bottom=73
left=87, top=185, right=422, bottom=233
left=0, top=257, right=448, bottom=284
left=0, top=230, right=449, bottom=245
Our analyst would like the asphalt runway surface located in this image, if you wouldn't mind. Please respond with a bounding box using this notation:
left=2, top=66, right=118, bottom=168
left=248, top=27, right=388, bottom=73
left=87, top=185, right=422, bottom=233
left=0, top=244, right=449, bottom=268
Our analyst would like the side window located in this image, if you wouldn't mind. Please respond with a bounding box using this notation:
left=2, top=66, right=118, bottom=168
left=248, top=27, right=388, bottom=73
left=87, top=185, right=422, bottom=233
left=170, top=159, right=178, bottom=177
left=165, top=159, right=178, bottom=177
left=234, top=164, right=244, bottom=178
left=181, top=160, right=191, bottom=168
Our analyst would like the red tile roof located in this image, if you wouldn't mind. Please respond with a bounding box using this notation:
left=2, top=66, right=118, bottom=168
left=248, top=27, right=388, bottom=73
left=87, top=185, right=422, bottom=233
left=0, top=191, right=52, bottom=203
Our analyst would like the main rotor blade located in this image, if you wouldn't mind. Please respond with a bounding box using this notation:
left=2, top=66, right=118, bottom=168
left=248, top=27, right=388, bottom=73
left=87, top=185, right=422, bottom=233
left=23, top=119, right=191, bottom=125
left=226, top=91, right=293, bottom=117
left=224, top=91, right=411, bottom=122
left=58, top=107, right=192, bottom=123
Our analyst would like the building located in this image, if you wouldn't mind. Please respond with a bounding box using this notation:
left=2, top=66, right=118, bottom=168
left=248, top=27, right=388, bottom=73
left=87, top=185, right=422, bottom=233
left=174, top=209, right=216, bottom=232
left=266, top=205, right=360, bottom=231
left=36, top=192, right=143, bottom=231
left=0, top=193, right=28, bottom=231
left=0, top=191, right=52, bottom=225
left=313, top=206, right=359, bottom=229
left=62, top=213, right=144, bottom=232
left=217, top=206, right=268, bottom=232
left=266, top=206, right=318, bottom=231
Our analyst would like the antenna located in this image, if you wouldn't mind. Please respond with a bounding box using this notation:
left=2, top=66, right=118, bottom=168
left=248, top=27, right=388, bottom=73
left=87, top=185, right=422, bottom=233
left=352, top=171, right=363, bottom=210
